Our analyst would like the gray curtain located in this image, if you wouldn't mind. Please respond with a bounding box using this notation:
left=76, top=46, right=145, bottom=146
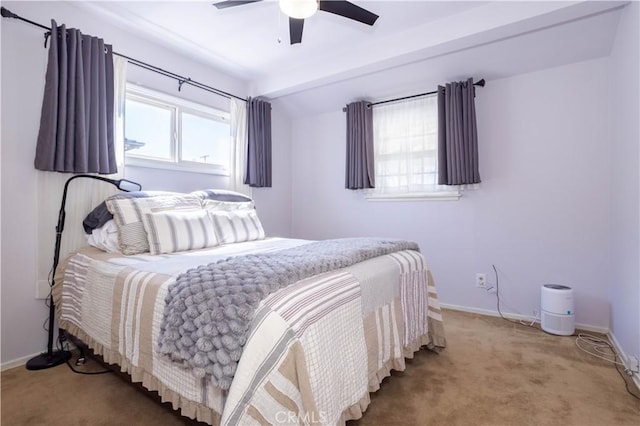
left=34, top=20, right=116, bottom=174
left=245, top=97, right=272, bottom=187
left=437, top=78, right=481, bottom=185
left=345, top=101, right=375, bottom=189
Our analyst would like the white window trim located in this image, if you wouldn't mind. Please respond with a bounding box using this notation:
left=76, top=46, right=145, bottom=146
left=125, top=84, right=231, bottom=175
left=127, top=84, right=227, bottom=119
left=364, top=190, right=461, bottom=202
left=125, top=156, right=228, bottom=176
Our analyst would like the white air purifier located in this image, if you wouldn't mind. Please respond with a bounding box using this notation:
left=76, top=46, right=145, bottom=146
left=541, top=284, right=574, bottom=336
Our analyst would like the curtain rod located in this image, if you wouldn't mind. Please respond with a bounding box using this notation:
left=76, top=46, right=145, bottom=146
left=0, top=6, right=247, bottom=103
left=342, top=79, right=485, bottom=112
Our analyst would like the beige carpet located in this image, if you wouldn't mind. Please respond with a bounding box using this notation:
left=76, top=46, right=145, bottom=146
left=2, top=309, right=638, bottom=425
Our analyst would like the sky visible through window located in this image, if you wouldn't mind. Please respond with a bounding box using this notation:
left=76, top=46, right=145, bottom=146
left=125, top=98, right=231, bottom=170
left=125, top=99, right=172, bottom=160
left=181, top=112, right=230, bottom=168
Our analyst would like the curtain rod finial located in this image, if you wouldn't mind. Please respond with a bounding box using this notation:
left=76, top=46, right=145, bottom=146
left=475, top=78, right=485, bottom=87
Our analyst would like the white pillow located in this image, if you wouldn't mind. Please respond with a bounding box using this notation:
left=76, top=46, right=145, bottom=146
left=106, top=194, right=202, bottom=255
left=203, top=199, right=255, bottom=212
left=86, top=220, right=121, bottom=253
left=142, top=209, right=219, bottom=255
left=208, top=209, right=265, bottom=244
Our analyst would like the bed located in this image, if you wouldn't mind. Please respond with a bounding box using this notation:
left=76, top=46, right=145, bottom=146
left=53, top=189, right=446, bottom=425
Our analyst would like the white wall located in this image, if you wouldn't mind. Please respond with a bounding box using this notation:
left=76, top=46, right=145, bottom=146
left=251, top=99, right=293, bottom=238
left=289, top=57, right=612, bottom=329
left=609, top=2, right=640, bottom=369
left=124, top=167, right=229, bottom=193
left=0, top=1, right=290, bottom=365
left=1, top=7, right=46, bottom=364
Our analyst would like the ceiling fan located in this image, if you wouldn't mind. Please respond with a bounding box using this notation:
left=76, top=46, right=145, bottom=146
left=213, top=0, right=379, bottom=45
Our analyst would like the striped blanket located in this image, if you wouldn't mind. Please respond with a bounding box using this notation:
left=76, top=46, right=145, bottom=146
left=54, top=238, right=445, bottom=425
left=159, top=238, right=419, bottom=390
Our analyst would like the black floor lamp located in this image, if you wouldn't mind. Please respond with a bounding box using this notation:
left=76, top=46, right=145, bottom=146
left=26, top=174, right=141, bottom=370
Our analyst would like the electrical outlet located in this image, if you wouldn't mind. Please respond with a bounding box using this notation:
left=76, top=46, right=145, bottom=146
left=630, top=356, right=639, bottom=373
left=476, top=273, right=486, bottom=288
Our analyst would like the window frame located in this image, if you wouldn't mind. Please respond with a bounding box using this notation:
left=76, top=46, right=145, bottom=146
left=124, top=84, right=231, bottom=176
left=364, top=95, right=461, bottom=201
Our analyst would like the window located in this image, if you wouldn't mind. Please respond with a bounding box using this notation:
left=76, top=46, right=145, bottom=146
left=368, top=95, right=460, bottom=200
left=125, top=85, right=231, bottom=174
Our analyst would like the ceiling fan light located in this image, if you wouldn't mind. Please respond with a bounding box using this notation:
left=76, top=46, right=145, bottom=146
left=279, top=0, right=318, bottom=19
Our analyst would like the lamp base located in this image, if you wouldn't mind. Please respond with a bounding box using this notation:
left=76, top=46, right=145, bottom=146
left=25, top=350, right=71, bottom=370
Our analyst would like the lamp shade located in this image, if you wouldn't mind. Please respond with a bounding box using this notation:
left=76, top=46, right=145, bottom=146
left=279, top=0, right=318, bottom=19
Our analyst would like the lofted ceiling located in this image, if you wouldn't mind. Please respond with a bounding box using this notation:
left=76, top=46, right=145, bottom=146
left=73, top=1, right=626, bottom=102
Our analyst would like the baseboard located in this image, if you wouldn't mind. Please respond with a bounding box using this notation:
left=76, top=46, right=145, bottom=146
left=608, top=331, right=640, bottom=391
left=1, top=352, right=41, bottom=372
left=440, top=303, right=609, bottom=334
left=2, top=342, right=77, bottom=372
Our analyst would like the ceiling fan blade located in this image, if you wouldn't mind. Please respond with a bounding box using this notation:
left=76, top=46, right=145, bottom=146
left=318, top=1, right=378, bottom=26
left=289, top=18, right=304, bottom=45
left=213, top=0, right=262, bottom=10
